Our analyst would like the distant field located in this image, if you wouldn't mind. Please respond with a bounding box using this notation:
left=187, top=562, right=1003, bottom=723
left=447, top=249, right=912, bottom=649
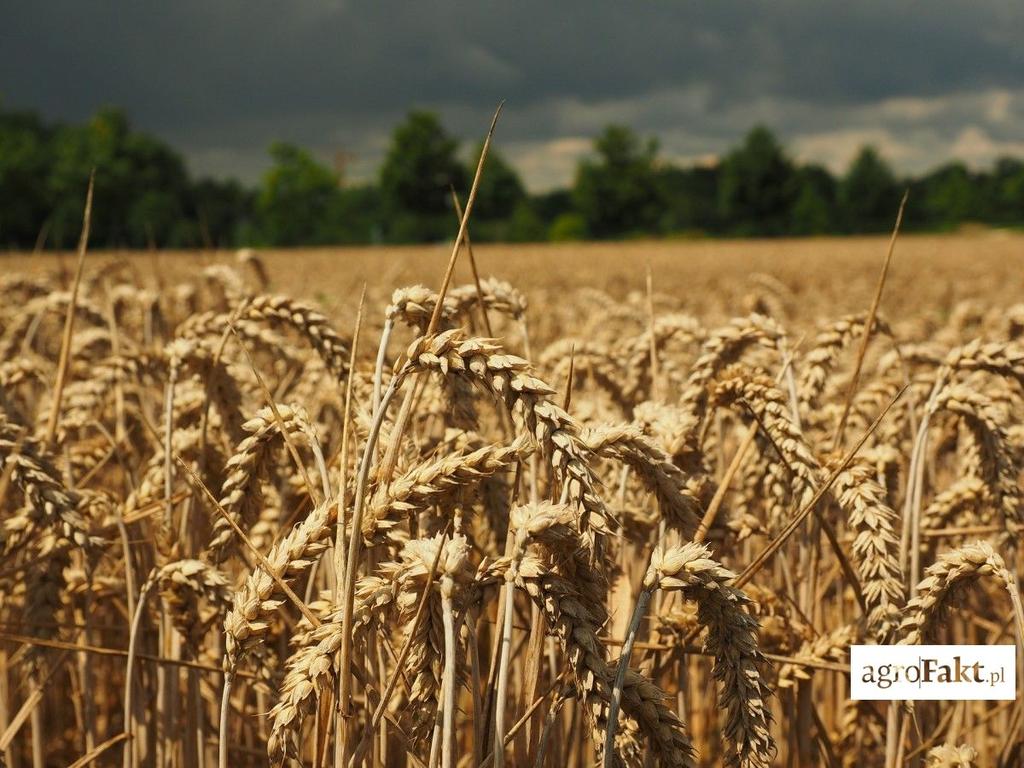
left=4, top=232, right=1023, bottom=326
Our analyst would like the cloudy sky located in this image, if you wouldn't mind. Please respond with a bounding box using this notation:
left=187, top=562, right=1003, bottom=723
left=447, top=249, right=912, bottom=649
left=4, top=1, right=1023, bottom=190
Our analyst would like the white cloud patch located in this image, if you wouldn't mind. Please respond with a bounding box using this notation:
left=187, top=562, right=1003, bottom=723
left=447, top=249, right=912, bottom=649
left=949, top=126, right=1024, bottom=166
left=504, top=137, right=592, bottom=191
left=176, top=84, right=1024, bottom=190
left=494, top=86, right=1024, bottom=189
left=791, top=130, right=917, bottom=173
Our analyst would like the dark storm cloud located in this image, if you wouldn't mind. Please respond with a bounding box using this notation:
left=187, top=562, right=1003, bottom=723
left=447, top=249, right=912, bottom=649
left=3, top=1, right=1023, bottom=188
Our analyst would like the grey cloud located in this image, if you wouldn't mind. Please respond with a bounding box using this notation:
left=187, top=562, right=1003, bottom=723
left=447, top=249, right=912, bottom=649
left=2, top=1, right=1022, bottom=188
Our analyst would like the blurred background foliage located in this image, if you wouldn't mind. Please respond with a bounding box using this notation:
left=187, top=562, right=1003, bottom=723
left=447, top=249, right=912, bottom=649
left=2, top=106, right=1023, bottom=249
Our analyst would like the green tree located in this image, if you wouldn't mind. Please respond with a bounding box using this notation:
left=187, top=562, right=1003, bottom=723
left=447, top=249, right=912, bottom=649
left=718, top=126, right=797, bottom=236
left=255, top=142, right=343, bottom=246
left=839, top=146, right=900, bottom=233
left=790, top=164, right=837, bottom=235
left=504, top=200, right=546, bottom=242
left=190, top=178, right=255, bottom=247
left=532, top=189, right=573, bottom=227
left=0, top=110, right=52, bottom=248
left=990, top=158, right=1024, bottom=225
left=470, top=144, right=526, bottom=222
left=461, top=143, right=528, bottom=241
left=334, top=185, right=384, bottom=244
left=918, top=163, right=983, bottom=229
left=379, top=111, right=465, bottom=241
left=573, top=125, right=663, bottom=238
left=47, top=108, right=192, bottom=247
left=549, top=212, right=587, bottom=241
left=657, top=166, right=720, bottom=234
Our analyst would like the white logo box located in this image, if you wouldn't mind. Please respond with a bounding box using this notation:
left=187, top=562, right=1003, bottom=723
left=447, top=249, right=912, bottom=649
left=850, top=645, right=1016, bottom=701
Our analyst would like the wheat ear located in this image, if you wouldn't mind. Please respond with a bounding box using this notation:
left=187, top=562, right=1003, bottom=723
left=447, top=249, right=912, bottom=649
left=641, top=543, right=775, bottom=768
left=925, top=744, right=978, bottom=767
left=900, top=540, right=1024, bottom=646
left=401, top=330, right=612, bottom=539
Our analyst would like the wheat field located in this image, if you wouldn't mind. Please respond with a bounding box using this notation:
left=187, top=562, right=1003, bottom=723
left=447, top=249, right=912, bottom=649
left=0, top=231, right=1023, bottom=767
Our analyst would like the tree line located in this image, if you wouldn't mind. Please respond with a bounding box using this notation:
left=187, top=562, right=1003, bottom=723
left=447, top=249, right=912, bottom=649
left=2, top=106, right=1023, bottom=249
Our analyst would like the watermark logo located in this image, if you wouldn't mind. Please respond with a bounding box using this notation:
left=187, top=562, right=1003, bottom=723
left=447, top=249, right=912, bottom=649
left=850, top=645, right=1016, bottom=700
